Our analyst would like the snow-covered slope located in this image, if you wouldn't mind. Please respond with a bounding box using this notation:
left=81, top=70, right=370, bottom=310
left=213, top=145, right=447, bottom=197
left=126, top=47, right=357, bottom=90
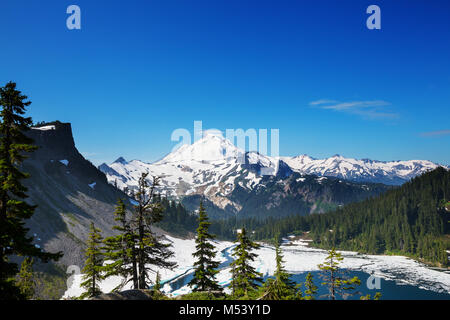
left=99, top=133, right=444, bottom=216
left=100, top=132, right=279, bottom=211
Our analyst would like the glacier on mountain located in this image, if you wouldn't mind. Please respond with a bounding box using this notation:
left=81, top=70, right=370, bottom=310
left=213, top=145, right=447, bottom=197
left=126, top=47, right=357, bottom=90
left=98, top=134, right=445, bottom=214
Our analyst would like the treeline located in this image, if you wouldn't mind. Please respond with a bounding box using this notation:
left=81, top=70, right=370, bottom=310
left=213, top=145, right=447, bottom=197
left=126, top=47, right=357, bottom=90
left=230, top=167, right=449, bottom=266
left=156, top=195, right=198, bottom=236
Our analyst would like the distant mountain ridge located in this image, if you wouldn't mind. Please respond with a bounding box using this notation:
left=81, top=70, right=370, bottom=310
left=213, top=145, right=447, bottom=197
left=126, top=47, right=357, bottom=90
left=281, top=154, right=442, bottom=185
left=98, top=132, right=410, bottom=218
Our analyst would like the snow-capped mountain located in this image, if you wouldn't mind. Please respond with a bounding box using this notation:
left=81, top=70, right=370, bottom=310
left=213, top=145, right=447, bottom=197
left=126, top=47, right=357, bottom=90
left=98, top=132, right=445, bottom=217
left=99, top=131, right=281, bottom=212
left=100, top=132, right=443, bottom=191
left=281, top=154, right=442, bottom=185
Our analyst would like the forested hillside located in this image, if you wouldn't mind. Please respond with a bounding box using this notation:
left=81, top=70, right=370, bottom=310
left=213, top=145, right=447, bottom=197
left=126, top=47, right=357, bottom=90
left=216, top=167, right=450, bottom=266
left=156, top=195, right=197, bottom=237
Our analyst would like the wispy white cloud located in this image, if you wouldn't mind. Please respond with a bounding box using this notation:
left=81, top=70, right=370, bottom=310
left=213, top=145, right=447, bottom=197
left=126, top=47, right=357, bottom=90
left=309, top=99, right=338, bottom=106
left=420, top=129, right=450, bottom=137
left=310, top=99, right=398, bottom=120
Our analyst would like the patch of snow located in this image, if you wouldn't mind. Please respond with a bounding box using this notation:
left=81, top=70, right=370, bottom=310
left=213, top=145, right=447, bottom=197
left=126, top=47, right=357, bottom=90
left=32, top=125, right=55, bottom=131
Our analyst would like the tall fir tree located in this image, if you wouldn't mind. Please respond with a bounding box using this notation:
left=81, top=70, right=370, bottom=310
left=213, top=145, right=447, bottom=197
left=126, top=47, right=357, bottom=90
left=303, top=272, right=318, bottom=300
left=0, top=82, right=62, bottom=299
left=318, top=248, right=360, bottom=300
left=133, top=173, right=176, bottom=289
left=230, top=261, right=236, bottom=296
left=188, top=201, right=221, bottom=292
left=102, top=199, right=139, bottom=290
left=260, top=235, right=296, bottom=300
left=230, top=228, right=263, bottom=298
left=80, top=223, right=104, bottom=299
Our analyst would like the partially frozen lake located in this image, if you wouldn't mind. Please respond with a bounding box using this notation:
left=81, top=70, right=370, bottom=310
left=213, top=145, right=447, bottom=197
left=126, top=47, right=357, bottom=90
left=64, top=236, right=450, bottom=299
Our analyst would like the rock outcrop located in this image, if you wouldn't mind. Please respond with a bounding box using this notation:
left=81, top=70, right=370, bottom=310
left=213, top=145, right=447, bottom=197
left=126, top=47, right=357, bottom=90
left=22, top=122, right=129, bottom=269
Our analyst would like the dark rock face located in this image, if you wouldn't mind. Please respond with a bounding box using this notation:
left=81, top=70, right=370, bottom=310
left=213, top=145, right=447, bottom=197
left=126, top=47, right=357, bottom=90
left=113, top=157, right=128, bottom=165
left=98, top=163, right=127, bottom=183
left=28, top=122, right=107, bottom=186
left=28, top=122, right=77, bottom=159
left=91, top=290, right=156, bottom=300
left=276, top=160, right=294, bottom=178
left=22, top=122, right=129, bottom=269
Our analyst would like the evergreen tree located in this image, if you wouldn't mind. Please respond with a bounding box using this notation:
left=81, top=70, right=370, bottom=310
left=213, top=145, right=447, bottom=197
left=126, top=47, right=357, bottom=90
left=230, top=228, right=263, bottom=298
left=80, top=223, right=104, bottom=299
left=0, top=82, right=62, bottom=299
left=102, top=199, right=139, bottom=290
left=16, top=257, right=35, bottom=299
left=303, top=272, right=318, bottom=300
left=318, top=248, right=360, bottom=300
left=294, top=283, right=303, bottom=300
left=230, top=262, right=236, bottom=297
left=133, top=173, right=176, bottom=289
left=259, top=278, right=278, bottom=300
left=260, top=236, right=296, bottom=299
left=188, top=201, right=221, bottom=292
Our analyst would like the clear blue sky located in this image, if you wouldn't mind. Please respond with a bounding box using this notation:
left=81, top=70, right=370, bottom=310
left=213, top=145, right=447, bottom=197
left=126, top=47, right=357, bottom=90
left=1, top=0, right=449, bottom=166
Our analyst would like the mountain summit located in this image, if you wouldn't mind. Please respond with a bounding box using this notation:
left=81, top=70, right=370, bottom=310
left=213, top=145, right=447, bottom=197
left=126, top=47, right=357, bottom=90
left=99, top=134, right=278, bottom=203
left=159, top=132, right=244, bottom=164
left=100, top=133, right=444, bottom=192
left=97, top=133, right=444, bottom=217
left=113, top=156, right=128, bottom=164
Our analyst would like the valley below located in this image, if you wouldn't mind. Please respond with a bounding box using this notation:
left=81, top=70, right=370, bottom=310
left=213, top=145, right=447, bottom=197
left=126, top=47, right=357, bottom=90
left=64, top=235, right=450, bottom=300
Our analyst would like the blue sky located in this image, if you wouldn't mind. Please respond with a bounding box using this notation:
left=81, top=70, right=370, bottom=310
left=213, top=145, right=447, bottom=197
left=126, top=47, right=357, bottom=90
left=1, top=0, right=449, bottom=166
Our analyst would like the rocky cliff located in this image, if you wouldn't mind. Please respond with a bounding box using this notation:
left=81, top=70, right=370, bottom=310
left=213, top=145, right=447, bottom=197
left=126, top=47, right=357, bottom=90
left=22, top=122, right=128, bottom=269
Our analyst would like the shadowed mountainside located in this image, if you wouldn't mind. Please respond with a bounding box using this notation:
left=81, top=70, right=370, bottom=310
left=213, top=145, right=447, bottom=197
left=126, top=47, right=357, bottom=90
left=22, top=122, right=129, bottom=269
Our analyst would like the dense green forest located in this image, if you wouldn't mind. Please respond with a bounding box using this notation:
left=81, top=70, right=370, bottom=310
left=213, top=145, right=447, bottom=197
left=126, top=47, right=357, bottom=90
left=156, top=195, right=198, bottom=237
left=216, top=167, right=449, bottom=266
